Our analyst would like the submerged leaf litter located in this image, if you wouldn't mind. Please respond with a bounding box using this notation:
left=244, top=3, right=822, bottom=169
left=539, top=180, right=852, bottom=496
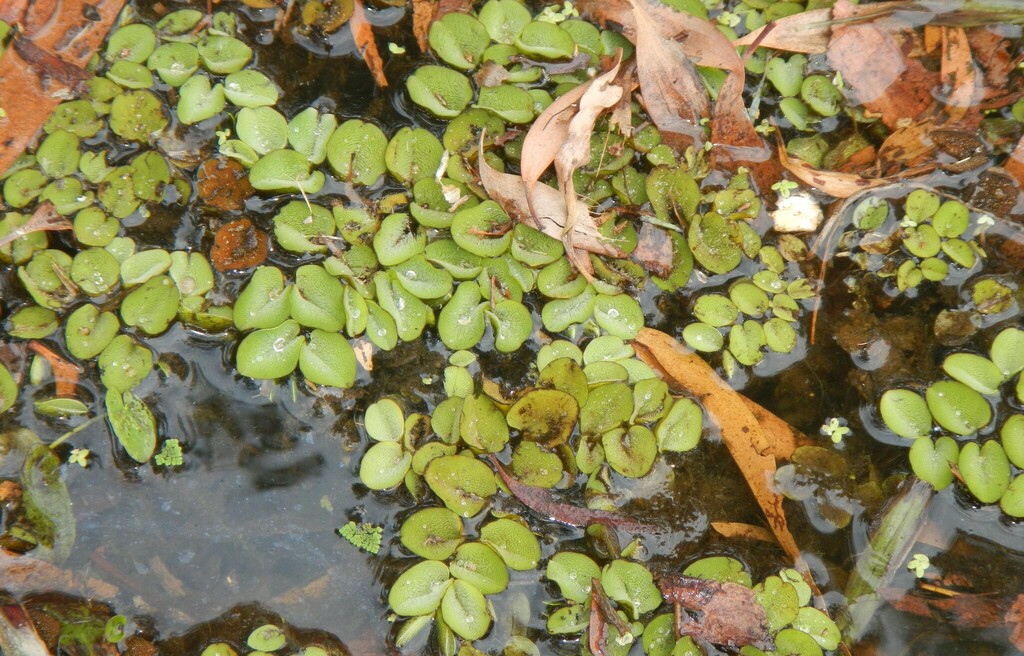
left=1, top=0, right=1024, bottom=655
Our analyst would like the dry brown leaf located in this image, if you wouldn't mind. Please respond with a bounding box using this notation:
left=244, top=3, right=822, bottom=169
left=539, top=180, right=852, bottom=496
left=827, top=0, right=939, bottom=129
left=478, top=140, right=625, bottom=260
left=940, top=27, right=977, bottom=124
left=0, top=596, right=55, bottom=656
left=1007, top=594, right=1024, bottom=652
left=0, top=203, right=72, bottom=250
left=711, top=521, right=777, bottom=543
left=520, top=81, right=592, bottom=193
left=0, top=0, right=127, bottom=175
left=474, top=60, right=510, bottom=87
left=710, top=72, right=779, bottom=191
left=411, top=0, right=434, bottom=53
left=876, top=121, right=936, bottom=174
left=733, top=8, right=832, bottom=54
left=628, top=0, right=708, bottom=150
left=351, top=0, right=387, bottom=88
left=631, top=327, right=801, bottom=564
left=778, top=136, right=931, bottom=199
left=739, top=396, right=809, bottom=459
left=1, top=550, right=118, bottom=599
left=554, top=57, right=623, bottom=245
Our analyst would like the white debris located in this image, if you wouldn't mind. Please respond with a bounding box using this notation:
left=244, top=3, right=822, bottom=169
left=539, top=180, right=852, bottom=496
left=771, top=192, right=824, bottom=233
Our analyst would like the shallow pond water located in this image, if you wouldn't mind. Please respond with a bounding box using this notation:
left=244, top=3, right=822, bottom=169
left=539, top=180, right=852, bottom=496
left=2, top=1, right=1024, bottom=655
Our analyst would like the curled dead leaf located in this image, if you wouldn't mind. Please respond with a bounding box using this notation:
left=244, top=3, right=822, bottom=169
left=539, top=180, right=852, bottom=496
left=478, top=139, right=625, bottom=261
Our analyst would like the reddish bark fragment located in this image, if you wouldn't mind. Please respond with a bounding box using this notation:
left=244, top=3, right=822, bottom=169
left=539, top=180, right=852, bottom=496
left=489, top=455, right=663, bottom=534
left=211, top=219, right=269, bottom=272
left=0, top=0, right=127, bottom=175
left=411, top=0, right=434, bottom=53
left=1008, top=594, right=1024, bottom=651
left=658, top=574, right=772, bottom=650
left=827, top=0, right=939, bottom=130
left=1006, top=136, right=1024, bottom=191
left=352, top=0, right=388, bottom=88
left=196, top=158, right=255, bottom=211
left=27, top=342, right=81, bottom=397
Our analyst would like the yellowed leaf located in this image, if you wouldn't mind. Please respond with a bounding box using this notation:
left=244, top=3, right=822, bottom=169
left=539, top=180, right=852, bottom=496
left=631, top=327, right=801, bottom=563
left=352, top=0, right=388, bottom=88
left=711, top=521, right=777, bottom=544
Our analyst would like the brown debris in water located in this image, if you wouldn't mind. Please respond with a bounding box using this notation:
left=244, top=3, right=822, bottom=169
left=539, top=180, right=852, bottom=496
left=211, top=219, right=269, bottom=272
